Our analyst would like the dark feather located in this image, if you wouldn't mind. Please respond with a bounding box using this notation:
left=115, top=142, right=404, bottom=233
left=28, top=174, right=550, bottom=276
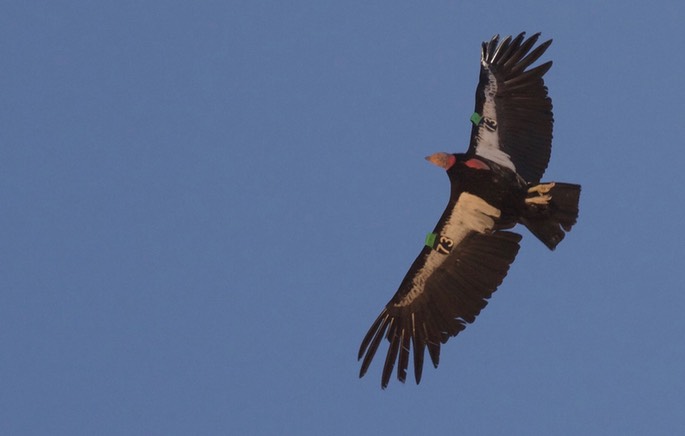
left=358, top=312, right=389, bottom=378
left=381, top=319, right=400, bottom=388
left=411, top=328, right=425, bottom=384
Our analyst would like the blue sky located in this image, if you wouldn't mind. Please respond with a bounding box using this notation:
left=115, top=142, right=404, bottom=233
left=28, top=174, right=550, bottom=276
left=2, top=1, right=685, bottom=434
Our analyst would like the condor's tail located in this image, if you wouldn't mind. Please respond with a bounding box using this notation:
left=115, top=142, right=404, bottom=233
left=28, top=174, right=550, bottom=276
left=520, top=182, right=581, bottom=250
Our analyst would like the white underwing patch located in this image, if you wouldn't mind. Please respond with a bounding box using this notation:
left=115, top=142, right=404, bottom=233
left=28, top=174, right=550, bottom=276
left=475, top=67, right=516, bottom=171
left=395, top=193, right=501, bottom=307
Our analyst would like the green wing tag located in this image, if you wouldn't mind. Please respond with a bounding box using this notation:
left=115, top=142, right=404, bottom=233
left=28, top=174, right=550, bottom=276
left=425, top=232, right=437, bottom=248
left=470, top=112, right=483, bottom=126
left=425, top=232, right=454, bottom=254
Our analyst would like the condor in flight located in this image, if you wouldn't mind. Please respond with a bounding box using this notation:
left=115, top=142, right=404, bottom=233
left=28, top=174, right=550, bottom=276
left=358, top=33, right=581, bottom=388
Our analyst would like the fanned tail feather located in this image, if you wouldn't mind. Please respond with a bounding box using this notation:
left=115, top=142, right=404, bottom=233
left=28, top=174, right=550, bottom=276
left=521, top=182, right=581, bottom=250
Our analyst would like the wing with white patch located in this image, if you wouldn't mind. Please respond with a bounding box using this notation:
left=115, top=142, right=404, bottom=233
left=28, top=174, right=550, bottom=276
left=467, top=32, right=554, bottom=183
left=357, top=193, right=522, bottom=388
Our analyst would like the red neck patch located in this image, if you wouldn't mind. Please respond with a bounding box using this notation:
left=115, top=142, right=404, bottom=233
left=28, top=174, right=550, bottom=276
left=464, top=158, right=490, bottom=170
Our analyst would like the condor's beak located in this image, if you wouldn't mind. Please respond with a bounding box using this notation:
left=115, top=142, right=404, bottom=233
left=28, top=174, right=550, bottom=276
left=425, top=152, right=455, bottom=169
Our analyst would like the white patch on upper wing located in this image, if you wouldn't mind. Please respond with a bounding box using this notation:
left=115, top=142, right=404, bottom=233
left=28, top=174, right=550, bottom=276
left=395, top=193, right=501, bottom=307
left=475, top=65, right=516, bottom=171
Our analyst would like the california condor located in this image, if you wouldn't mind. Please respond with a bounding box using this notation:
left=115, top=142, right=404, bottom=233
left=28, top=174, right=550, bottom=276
left=358, top=32, right=581, bottom=388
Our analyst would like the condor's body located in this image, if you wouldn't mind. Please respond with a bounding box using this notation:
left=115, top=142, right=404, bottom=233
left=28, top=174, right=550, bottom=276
left=358, top=33, right=581, bottom=389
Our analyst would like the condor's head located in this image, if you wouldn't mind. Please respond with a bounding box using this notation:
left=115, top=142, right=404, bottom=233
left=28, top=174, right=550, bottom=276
left=425, top=152, right=456, bottom=170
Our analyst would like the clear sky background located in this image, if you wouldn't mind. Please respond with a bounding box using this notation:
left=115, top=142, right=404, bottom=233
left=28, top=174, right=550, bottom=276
left=2, top=1, right=685, bottom=435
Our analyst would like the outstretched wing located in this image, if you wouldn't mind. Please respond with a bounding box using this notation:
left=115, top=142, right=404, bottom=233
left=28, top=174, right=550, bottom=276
left=467, top=32, right=554, bottom=183
left=358, top=192, right=522, bottom=388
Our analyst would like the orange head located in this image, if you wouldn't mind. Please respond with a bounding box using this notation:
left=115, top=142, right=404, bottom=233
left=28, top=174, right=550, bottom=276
left=425, top=152, right=456, bottom=170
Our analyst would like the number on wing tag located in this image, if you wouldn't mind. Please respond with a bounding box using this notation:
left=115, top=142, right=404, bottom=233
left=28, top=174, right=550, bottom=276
left=425, top=232, right=454, bottom=255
